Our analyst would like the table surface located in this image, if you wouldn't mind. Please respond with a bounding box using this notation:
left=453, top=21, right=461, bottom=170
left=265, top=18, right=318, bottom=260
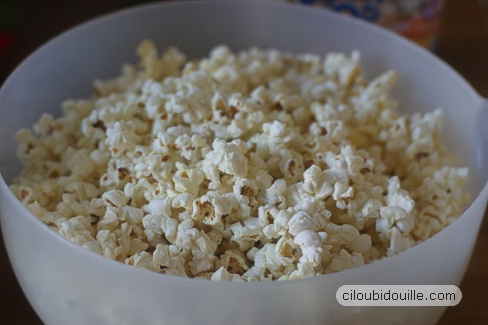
left=1, top=0, right=487, bottom=324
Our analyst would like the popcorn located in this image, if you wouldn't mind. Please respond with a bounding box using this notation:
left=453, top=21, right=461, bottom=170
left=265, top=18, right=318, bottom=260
left=288, top=210, right=325, bottom=236
left=191, top=191, right=233, bottom=225
left=323, top=51, right=362, bottom=88
left=230, top=216, right=263, bottom=250
left=152, top=243, right=187, bottom=276
left=211, top=266, right=244, bottom=282
left=173, top=168, right=204, bottom=197
left=293, top=230, right=327, bottom=267
left=218, top=250, right=250, bottom=276
left=95, top=229, right=118, bottom=259
left=188, top=231, right=217, bottom=275
left=58, top=216, right=96, bottom=246
left=327, top=249, right=365, bottom=273
left=105, top=121, right=141, bottom=157
left=10, top=40, right=470, bottom=281
left=386, top=227, right=413, bottom=257
left=204, top=139, right=249, bottom=178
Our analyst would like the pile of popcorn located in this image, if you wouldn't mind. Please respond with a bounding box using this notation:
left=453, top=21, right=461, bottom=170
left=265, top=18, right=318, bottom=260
left=10, top=40, right=470, bottom=281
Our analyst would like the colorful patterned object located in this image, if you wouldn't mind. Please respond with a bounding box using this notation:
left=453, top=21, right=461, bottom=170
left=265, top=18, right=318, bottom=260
left=295, top=0, right=444, bottom=48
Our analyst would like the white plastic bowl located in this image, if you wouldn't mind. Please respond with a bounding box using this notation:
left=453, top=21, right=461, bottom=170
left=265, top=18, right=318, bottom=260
left=0, top=1, right=487, bottom=324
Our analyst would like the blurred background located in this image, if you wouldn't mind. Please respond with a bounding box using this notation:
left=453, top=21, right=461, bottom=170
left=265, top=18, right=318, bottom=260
left=1, top=0, right=487, bottom=324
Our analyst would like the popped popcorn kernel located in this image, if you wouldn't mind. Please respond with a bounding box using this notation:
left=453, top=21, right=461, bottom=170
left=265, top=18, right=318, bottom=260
left=11, top=40, right=469, bottom=281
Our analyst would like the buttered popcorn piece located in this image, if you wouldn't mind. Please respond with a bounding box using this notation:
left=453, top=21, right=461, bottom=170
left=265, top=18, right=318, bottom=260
left=10, top=40, right=470, bottom=281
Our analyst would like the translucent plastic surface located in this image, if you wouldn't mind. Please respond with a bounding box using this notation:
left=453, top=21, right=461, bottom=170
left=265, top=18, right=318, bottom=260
left=0, top=2, right=487, bottom=324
